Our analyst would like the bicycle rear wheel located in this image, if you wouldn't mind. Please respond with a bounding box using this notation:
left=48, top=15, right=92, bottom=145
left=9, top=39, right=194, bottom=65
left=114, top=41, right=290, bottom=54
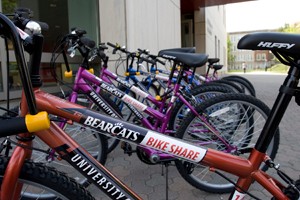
left=0, top=155, right=94, bottom=200
left=222, top=76, right=256, bottom=97
left=208, top=79, right=244, bottom=94
left=175, top=93, right=280, bottom=193
left=223, top=75, right=255, bottom=94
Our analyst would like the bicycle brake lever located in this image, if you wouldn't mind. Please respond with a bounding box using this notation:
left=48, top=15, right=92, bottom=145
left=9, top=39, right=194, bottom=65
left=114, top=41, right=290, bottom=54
left=67, top=44, right=78, bottom=57
left=88, top=54, right=97, bottom=62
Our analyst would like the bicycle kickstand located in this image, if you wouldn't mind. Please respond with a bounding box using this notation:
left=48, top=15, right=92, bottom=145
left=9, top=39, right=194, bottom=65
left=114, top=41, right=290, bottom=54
left=161, top=162, right=171, bottom=200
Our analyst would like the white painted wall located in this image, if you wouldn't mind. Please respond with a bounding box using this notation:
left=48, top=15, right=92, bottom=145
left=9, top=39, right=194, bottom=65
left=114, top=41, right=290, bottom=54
left=99, top=0, right=181, bottom=55
left=194, top=6, right=227, bottom=74
left=205, top=6, right=227, bottom=69
left=99, top=0, right=127, bottom=46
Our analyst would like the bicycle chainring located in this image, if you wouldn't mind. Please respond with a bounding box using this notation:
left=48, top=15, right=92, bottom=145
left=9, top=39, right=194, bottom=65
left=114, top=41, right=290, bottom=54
left=183, top=161, right=195, bottom=174
left=136, top=146, right=156, bottom=165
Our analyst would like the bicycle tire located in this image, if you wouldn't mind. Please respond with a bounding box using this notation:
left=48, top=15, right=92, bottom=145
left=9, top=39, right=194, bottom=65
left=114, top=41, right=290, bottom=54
left=138, top=80, right=160, bottom=108
left=0, top=155, right=94, bottom=200
left=140, top=80, right=160, bottom=97
left=169, top=84, right=233, bottom=131
left=175, top=93, right=280, bottom=193
left=222, top=76, right=256, bottom=97
left=195, top=82, right=236, bottom=93
left=223, top=75, right=255, bottom=94
left=208, top=79, right=244, bottom=94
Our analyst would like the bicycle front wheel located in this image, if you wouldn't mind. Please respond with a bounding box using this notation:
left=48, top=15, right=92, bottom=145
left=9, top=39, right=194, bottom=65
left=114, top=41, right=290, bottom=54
left=169, top=84, right=233, bottom=130
left=0, top=156, right=95, bottom=200
left=175, top=93, right=280, bottom=193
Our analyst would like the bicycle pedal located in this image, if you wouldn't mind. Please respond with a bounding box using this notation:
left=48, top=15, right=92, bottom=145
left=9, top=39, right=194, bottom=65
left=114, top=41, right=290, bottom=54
left=120, top=141, right=136, bottom=156
left=183, top=161, right=195, bottom=174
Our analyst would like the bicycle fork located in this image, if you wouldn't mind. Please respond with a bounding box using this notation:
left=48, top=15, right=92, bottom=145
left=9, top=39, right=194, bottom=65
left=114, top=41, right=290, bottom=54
left=1, top=94, right=35, bottom=200
left=1, top=134, right=33, bottom=200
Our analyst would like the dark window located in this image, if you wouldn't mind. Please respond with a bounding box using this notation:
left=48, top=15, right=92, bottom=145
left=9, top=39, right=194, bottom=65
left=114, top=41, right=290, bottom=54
left=1, top=0, right=99, bottom=88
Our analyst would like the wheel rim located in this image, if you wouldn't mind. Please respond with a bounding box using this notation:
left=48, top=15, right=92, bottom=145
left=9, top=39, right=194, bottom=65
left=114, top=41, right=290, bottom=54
left=177, top=98, right=276, bottom=192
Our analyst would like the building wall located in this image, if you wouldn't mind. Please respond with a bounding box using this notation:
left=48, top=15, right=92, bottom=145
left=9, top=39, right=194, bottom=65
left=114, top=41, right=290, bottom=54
left=126, top=0, right=181, bottom=54
left=229, top=30, right=275, bottom=71
left=194, top=5, right=227, bottom=75
left=99, top=0, right=180, bottom=54
left=99, top=0, right=127, bottom=47
left=99, top=0, right=181, bottom=73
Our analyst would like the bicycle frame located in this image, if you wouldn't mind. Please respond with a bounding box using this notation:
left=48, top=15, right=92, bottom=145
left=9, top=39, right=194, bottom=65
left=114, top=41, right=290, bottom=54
left=4, top=84, right=289, bottom=199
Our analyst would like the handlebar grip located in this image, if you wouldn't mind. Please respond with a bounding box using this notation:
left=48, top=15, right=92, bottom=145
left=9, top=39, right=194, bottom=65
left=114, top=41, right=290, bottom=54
left=107, top=42, right=130, bottom=54
left=0, top=111, right=50, bottom=136
left=156, top=58, right=165, bottom=65
left=137, top=48, right=149, bottom=55
left=140, top=57, right=156, bottom=65
left=107, top=42, right=118, bottom=49
left=0, top=117, right=27, bottom=136
left=37, top=21, right=49, bottom=31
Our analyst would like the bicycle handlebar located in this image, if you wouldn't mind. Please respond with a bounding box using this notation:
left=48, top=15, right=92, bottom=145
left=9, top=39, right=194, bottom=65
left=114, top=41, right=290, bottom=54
left=0, top=13, right=38, bottom=115
left=137, top=48, right=150, bottom=55
left=12, top=8, right=49, bottom=31
left=0, top=111, right=50, bottom=136
left=148, top=54, right=165, bottom=65
left=136, top=48, right=165, bottom=66
left=107, top=42, right=129, bottom=54
left=139, top=56, right=156, bottom=65
left=60, top=28, right=97, bottom=73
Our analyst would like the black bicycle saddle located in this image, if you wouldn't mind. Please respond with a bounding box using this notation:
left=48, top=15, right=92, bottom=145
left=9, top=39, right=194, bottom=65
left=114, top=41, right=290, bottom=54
left=159, top=47, right=196, bottom=54
left=238, top=32, right=300, bottom=56
left=211, top=64, right=223, bottom=71
left=208, top=58, right=220, bottom=65
left=158, top=51, right=208, bottom=68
